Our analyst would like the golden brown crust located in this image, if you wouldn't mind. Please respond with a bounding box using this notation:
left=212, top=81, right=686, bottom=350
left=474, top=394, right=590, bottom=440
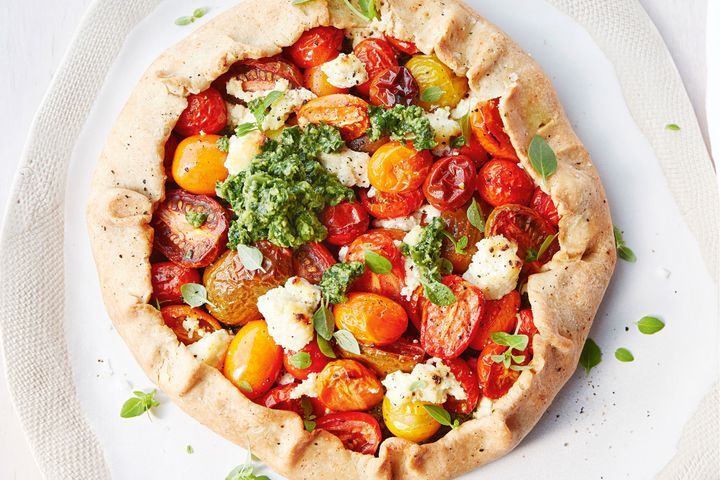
left=86, top=0, right=615, bottom=478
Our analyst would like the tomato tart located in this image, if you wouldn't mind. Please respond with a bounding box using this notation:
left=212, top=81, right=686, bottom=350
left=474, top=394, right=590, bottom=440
left=87, top=0, right=615, bottom=477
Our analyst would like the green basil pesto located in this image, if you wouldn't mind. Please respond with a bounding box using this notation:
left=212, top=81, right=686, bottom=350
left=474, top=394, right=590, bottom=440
left=319, top=261, right=365, bottom=304
left=367, top=105, right=437, bottom=151
left=216, top=124, right=352, bottom=249
left=403, top=217, right=456, bottom=306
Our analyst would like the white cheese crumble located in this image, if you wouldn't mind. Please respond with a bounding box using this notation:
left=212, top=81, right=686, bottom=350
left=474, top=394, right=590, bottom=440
left=288, top=373, right=319, bottom=399
left=382, top=358, right=467, bottom=406
left=320, top=53, right=369, bottom=88
left=257, top=276, right=321, bottom=351
left=373, top=205, right=441, bottom=231
left=318, top=147, right=371, bottom=188
left=182, top=316, right=204, bottom=338
left=347, top=27, right=382, bottom=47
left=425, top=107, right=462, bottom=156
left=400, top=256, right=421, bottom=301
left=187, top=329, right=232, bottom=369
left=278, top=372, right=296, bottom=385
left=451, top=94, right=481, bottom=120
left=338, top=245, right=349, bottom=262
left=462, top=235, right=522, bottom=300
left=366, top=186, right=378, bottom=198
left=226, top=78, right=290, bottom=103
left=225, top=130, right=264, bottom=175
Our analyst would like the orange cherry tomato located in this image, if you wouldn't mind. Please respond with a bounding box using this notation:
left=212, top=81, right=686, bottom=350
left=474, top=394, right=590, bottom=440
left=223, top=320, right=283, bottom=399
left=259, top=383, right=305, bottom=416
left=477, top=342, right=521, bottom=399
left=382, top=397, right=440, bottom=443
left=423, top=155, right=477, bottom=211
left=530, top=186, right=560, bottom=226
left=405, top=54, right=468, bottom=109
left=297, top=94, right=370, bottom=141
left=353, top=38, right=398, bottom=97
left=303, top=65, right=349, bottom=96
left=334, top=292, right=408, bottom=346
left=320, top=201, right=370, bottom=246
left=439, top=207, right=483, bottom=274
left=469, top=290, right=520, bottom=351
left=292, top=242, right=336, bottom=284
left=345, top=229, right=406, bottom=301
left=234, top=56, right=304, bottom=91
left=283, top=339, right=332, bottom=380
left=469, top=98, right=518, bottom=160
left=337, top=337, right=425, bottom=376
left=174, top=87, right=227, bottom=137
left=485, top=204, right=558, bottom=260
left=316, top=412, right=382, bottom=455
left=358, top=187, right=423, bottom=220
left=160, top=305, right=221, bottom=345
left=444, top=358, right=480, bottom=415
left=151, top=262, right=201, bottom=305
left=368, top=141, right=433, bottom=193
left=163, top=133, right=181, bottom=180
left=385, top=35, right=420, bottom=55
left=172, top=134, right=229, bottom=195
left=315, top=359, right=384, bottom=411
left=152, top=189, right=229, bottom=268
left=476, top=159, right=534, bottom=207
left=421, top=275, right=485, bottom=359
left=287, top=26, right=344, bottom=69
left=368, top=66, right=419, bottom=107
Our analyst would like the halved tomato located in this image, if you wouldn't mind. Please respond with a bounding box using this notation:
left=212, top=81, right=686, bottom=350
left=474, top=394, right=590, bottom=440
left=368, top=141, right=433, bottom=193
left=469, top=98, right=517, bottom=160
left=297, top=94, right=370, bottom=141
left=303, top=65, right=348, bottom=96
left=334, top=292, right=408, bottom=346
left=477, top=343, right=520, bottom=399
left=421, top=276, right=485, bottom=359
left=160, top=305, right=221, bottom=345
left=337, top=337, right=425, bottom=376
left=234, top=56, right=303, bottom=91
left=292, top=242, right=336, bottom=284
left=359, top=188, right=423, bottom=219
left=451, top=131, right=489, bottom=169
left=353, top=38, right=398, bottom=97
left=423, top=155, right=476, bottom=211
left=223, top=320, right=283, bottom=399
left=439, top=207, right=483, bottom=274
left=444, top=358, right=480, bottom=415
left=516, top=308, right=538, bottom=364
left=477, top=159, right=534, bottom=207
left=283, top=339, right=332, bottom=380
left=152, top=190, right=229, bottom=268
left=174, top=88, right=227, bottom=137
left=405, top=54, right=467, bottom=109
left=485, top=204, right=558, bottom=260
left=287, top=26, right=344, bottom=69
left=469, top=290, right=520, bottom=351
left=315, top=360, right=384, bottom=411
left=345, top=229, right=406, bottom=301
left=384, top=35, right=420, bottom=55
left=259, top=383, right=304, bottom=416
left=530, top=186, right=560, bottom=226
left=151, top=262, right=201, bottom=305
left=315, top=412, right=382, bottom=455
left=368, top=66, right=419, bottom=107
left=320, top=201, right=370, bottom=246
left=172, top=134, right=229, bottom=195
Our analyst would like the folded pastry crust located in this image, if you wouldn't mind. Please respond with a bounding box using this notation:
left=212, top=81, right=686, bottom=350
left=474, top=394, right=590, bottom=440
left=86, top=0, right=615, bottom=477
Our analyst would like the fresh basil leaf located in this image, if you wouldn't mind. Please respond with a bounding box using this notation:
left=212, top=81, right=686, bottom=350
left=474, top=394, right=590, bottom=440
left=420, top=277, right=456, bottom=306
left=226, top=464, right=257, bottom=480
left=185, top=210, right=208, bottom=228
left=490, top=332, right=528, bottom=351
left=313, top=305, right=335, bottom=340
left=459, top=113, right=471, bottom=146
left=180, top=282, right=210, bottom=308
left=174, top=16, right=194, bottom=26
left=617, top=245, right=637, bottom=263
left=235, top=123, right=258, bottom=137
left=216, top=136, right=230, bottom=152
left=192, top=7, right=208, bottom=18
left=665, top=123, right=681, bottom=131
left=238, top=380, right=253, bottom=393
left=303, top=419, right=317, bottom=432
left=364, top=249, right=392, bottom=274
left=439, top=258, right=454, bottom=275
left=525, top=248, right=539, bottom=263
left=236, top=244, right=265, bottom=271
left=467, top=198, right=485, bottom=232
left=288, top=352, right=311, bottom=369
left=186, top=445, right=194, bottom=454
left=341, top=0, right=370, bottom=21
left=423, top=405, right=457, bottom=428
left=614, top=347, right=634, bottom=362
left=450, top=136, right=466, bottom=148
left=490, top=354, right=505, bottom=363
left=528, top=135, right=557, bottom=182
left=456, top=236, right=469, bottom=251
left=579, top=337, right=602, bottom=375
left=333, top=329, right=360, bottom=354
left=420, top=86, right=444, bottom=103
left=316, top=335, right=337, bottom=358
left=535, top=233, right=558, bottom=261
left=359, top=0, right=378, bottom=20
left=409, top=380, right=427, bottom=392
left=636, top=316, right=665, bottom=335
left=120, top=390, right=159, bottom=418
left=509, top=364, right=532, bottom=371
left=249, top=90, right=284, bottom=126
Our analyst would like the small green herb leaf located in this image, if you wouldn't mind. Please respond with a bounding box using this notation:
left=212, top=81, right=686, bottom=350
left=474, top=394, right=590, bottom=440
left=333, top=329, right=360, bottom=354
left=423, top=405, right=459, bottom=429
left=527, top=233, right=558, bottom=262
left=665, top=123, right=681, bottom=131
left=636, top=316, right=665, bottom=335
left=420, top=277, right=456, bottom=306
left=420, top=86, right=444, bottom=103
left=237, top=380, right=253, bottom=393
left=358, top=0, right=378, bottom=20
left=192, top=7, right=208, bottom=18
left=364, top=249, right=392, bottom=274
left=409, top=380, right=427, bottom=391
left=120, top=390, right=159, bottom=418
left=216, top=136, right=230, bottom=152
left=613, top=225, right=637, bottom=263
left=579, top=337, right=602, bottom=375
left=313, top=304, right=335, bottom=340
left=491, top=332, right=529, bottom=351
left=288, top=352, right=311, bottom=369
left=175, top=16, right=194, bottom=26
left=186, top=445, right=194, bottom=454
left=528, top=135, right=557, bottom=183
left=236, top=244, right=265, bottom=271
left=235, top=122, right=258, bottom=137
left=300, top=398, right=317, bottom=432
left=249, top=90, right=285, bottom=127
left=316, top=335, right=337, bottom=358
left=615, top=347, right=634, bottom=362
left=180, top=282, right=211, bottom=308
left=450, top=136, right=466, bottom=148
left=185, top=210, right=208, bottom=228
left=467, top=198, right=485, bottom=232
left=439, top=258, right=454, bottom=275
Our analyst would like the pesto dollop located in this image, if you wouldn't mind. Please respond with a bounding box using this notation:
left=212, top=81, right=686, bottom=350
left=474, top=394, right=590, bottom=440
left=319, top=261, right=365, bottom=304
left=368, top=105, right=436, bottom=150
left=403, top=217, right=456, bottom=306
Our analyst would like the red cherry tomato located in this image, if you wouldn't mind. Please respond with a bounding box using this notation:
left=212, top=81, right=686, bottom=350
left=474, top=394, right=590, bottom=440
left=477, top=159, right=534, bottom=207
left=403, top=286, right=426, bottom=331
left=421, top=276, right=485, bottom=359
left=292, top=242, right=336, bottom=284
left=287, top=26, right=344, bottom=69
left=174, top=88, right=227, bottom=137
left=315, top=412, right=382, bottom=455
left=385, top=35, right=420, bottom=55
left=163, top=133, right=181, bottom=180
left=152, top=190, right=229, bottom=268
left=530, top=187, right=559, bottom=226
left=283, top=339, right=332, bottom=380
left=345, top=229, right=406, bottom=301
left=160, top=305, right=222, bottom=345
left=422, top=155, right=477, bottom=211
left=320, top=202, right=370, bottom=246
left=358, top=188, right=423, bottom=219
left=485, top=204, right=558, bottom=260
left=477, top=343, right=520, bottom=399
left=151, top=262, right=201, bottom=305
left=237, top=56, right=303, bottom=90
left=516, top=308, right=538, bottom=364
left=354, top=38, right=398, bottom=97
left=259, top=383, right=304, bottom=415
left=451, top=132, right=489, bottom=169
left=469, top=98, right=518, bottom=160
left=469, top=290, right=520, bottom=351
left=444, top=358, right=480, bottom=415
left=368, top=66, right=419, bottom=107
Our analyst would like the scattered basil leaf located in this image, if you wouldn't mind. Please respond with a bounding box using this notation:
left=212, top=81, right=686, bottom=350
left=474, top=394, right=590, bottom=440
left=509, top=364, right=532, bottom=371
left=186, top=445, right=194, bottom=454
left=409, top=380, right=427, bottom=392
left=313, top=304, right=335, bottom=340
left=441, top=230, right=467, bottom=254
left=226, top=462, right=270, bottom=480
left=423, top=405, right=460, bottom=429
left=439, top=258, right=454, bottom=275
left=467, top=198, right=485, bottom=232
left=235, top=122, right=259, bottom=137
left=528, top=135, right=557, bottom=183
left=420, top=86, right=444, bottom=103
left=236, top=244, right=265, bottom=272
left=300, top=398, right=317, bottom=432
left=364, top=249, right=392, bottom=274
left=527, top=233, right=558, bottom=262
left=636, top=316, right=665, bottom=335
left=450, top=136, right=466, bottom=148
left=613, top=225, right=637, bottom=263
left=185, top=210, right=208, bottom=228
left=420, top=277, right=456, bottom=306
left=491, top=332, right=529, bottom=351
left=615, top=347, right=634, bottom=362
left=120, top=390, right=159, bottom=418
left=180, top=282, right=211, bottom=308
left=459, top=113, right=471, bottom=146
left=358, top=0, right=378, bottom=20
left=316, top=335, right=337, bottom=358
left=249, top=90, right=284, bottom=127
left=237, top=380, right=253, bottom=393
left=288, top=352, right=311, bottom=369
left=216, top=136, right=230, bottom=152
left=579, top=337, right=602, bottom=375
left=192, top=7, right=208, bottom=18
left=665, top=123, right=681, bottom=131
left=175, top=16, right=194, bottom=26
left=333, top=329, right=360, bottom=354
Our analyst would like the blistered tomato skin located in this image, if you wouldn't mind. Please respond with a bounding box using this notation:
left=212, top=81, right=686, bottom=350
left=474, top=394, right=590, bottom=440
left=174, top=88, right=227, bottom=137
left=477, top=343, right=520, bottom=399
left=470, top=290, right=521, bottom=351
left=477, top=159, right=535, bottom=207
left=297, top=94, right=370, bottom=141
left=151, top=262, right=201, bottom=305
left=303, top=66, right=349, bottom=96
left=223, top=320, right=283, bottom=400
left=405, top=54, right=468, bottom=109
left=385, top=35, right=420, bottom=55
left=320, top=202, right=370, bottom=246
left=315, top=412, right=382, bottom=455
left=516, top=308, right=539, bottom=363
left=353, top=38, right=398, bottom=97
left=282, top=339, right=332, bottom=380
left=337, top=338, right=425, bottom=376
left=292, top=242, right=336, bottom=285
left=485, top=204, right=558, bottom=260
left=452, top=132, right=489, bottom=169
left=469, top=98, right=518, bottom=160
left=368, top=66, right=419, bottom=107
left=260, top=384, right=304, bottom=416
left=422, top=155, right=477, bottom=211
left=530, top=186, right=560, bottom=226
left=359, top=188, right=424, bottom=219
left=316, top=360, right=384, bottom=412
left=160, top=305, right=221, bottom=345
left=345, top=229, right=407, bottom=301
left=382, top=397, right=440, bottom=443
left=368, top=141, right=433, bottom=194
left=334, top=292, right=408, bottom=346
left=439, top=207, right=483, bottom=273
left=444, top=358, right=480, bottom=415
left=287, top=26, right=344, bottom=69
left=236, top=56, right=304, bottom=90
left=172, top=134, right=229, bottom=195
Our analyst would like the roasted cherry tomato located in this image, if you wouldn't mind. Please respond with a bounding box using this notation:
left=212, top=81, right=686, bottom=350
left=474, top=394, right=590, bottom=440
left=223, top=320, right=283, bottom=399
left=151, top=262, right=201, bottom=305
left=152, top=190, right=229, bottom=268
left=316, top=360, right=384, bottom=411
left=338, top=337, right=425, bottom=376
left=530, top=186, right=559, bottom=226
left=516, top=308, right=538, bottom=363
left=303, top=65, right=349, bottom=96
left=423, top=155, right=476, bottom=211
left=368, top=66, right=419, bottom=107
left=368, top=141, right=433, bottom=193
left=469, top=290, right=520, bottom=351
left=345, top=229, right=406, bottom=301
left=382, top=397, right=440, bottom=443
left=174, top=88, right=227, bottom=136
left=452, top=131, right=489, bottom=168
left=320, top=201, right=370, bottom=246
left=421, top=276, right=485, bottom=359
left=477, top=343, right=520, bottom=399
left=287, top=26, right=344, bottom=69
left=477, top=159, right=534, bottom=207
left=203, top=241, right=293, bottom=326
left=485, top=204, right=558, bottom=260
left=405, top=54, right=467, bottom=109
left=403, top=286, right=426, bottom=331
left=233, top=56, right=303, bottom=91
left=316, top=412, right=382, bottom=455
left=359, top=187, right=423, bottom=219
left=297, top=94, right=370, bottom=141
left=260, top=383, right=304, bottom=416
left=444, top=358, right=480, bottom=414
left=283, top=339, right=332, bottom=380
left=353, top=38, right=398, bottom=97
left=292, top=242, right=336, bottom=284
left=385, top=35, right=420, bottom=55
left=171, top=134, right=229, bottom=195
left=347, top=134, right=389, bottom=154
left=439, top=207, right=483, bottom=273
left=163, top=133, right=181, bottom=180
left=160, top=305, right=221, bottom=345
left=334, top=292, right=408, bottom=346
left=469, top=98, right=517, bottom=160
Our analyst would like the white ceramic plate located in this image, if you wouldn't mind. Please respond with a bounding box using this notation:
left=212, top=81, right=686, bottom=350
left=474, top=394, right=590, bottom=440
left=64, top=0, right=718, bottom=478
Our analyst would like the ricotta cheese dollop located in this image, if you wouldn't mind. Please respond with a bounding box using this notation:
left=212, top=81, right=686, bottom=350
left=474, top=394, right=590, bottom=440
left=382, top=358, right=467, bottom=406
left=320, top=53, right=369, bottom=88
left=462, top=235, right=522, bottom=300
left=424, top=107, right=461, bottom=155
left=318, top=147, right=371, bottom=188
left=186, top=329, right=232, bottom=369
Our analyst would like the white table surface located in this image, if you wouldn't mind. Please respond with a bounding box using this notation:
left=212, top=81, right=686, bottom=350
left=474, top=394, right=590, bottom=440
left=0, top=0, right=712, bottom=478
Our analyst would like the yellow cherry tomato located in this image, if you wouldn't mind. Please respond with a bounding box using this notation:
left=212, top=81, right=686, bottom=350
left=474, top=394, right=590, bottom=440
left=367, top=141, right=433, bottom=193
left=172, top=134, right=228, bottom=195
left=382, top=397, right=441, bottom=443
left=405, top=54, right=468, bottom=109
left=222, top=320, right=282, bottom=399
